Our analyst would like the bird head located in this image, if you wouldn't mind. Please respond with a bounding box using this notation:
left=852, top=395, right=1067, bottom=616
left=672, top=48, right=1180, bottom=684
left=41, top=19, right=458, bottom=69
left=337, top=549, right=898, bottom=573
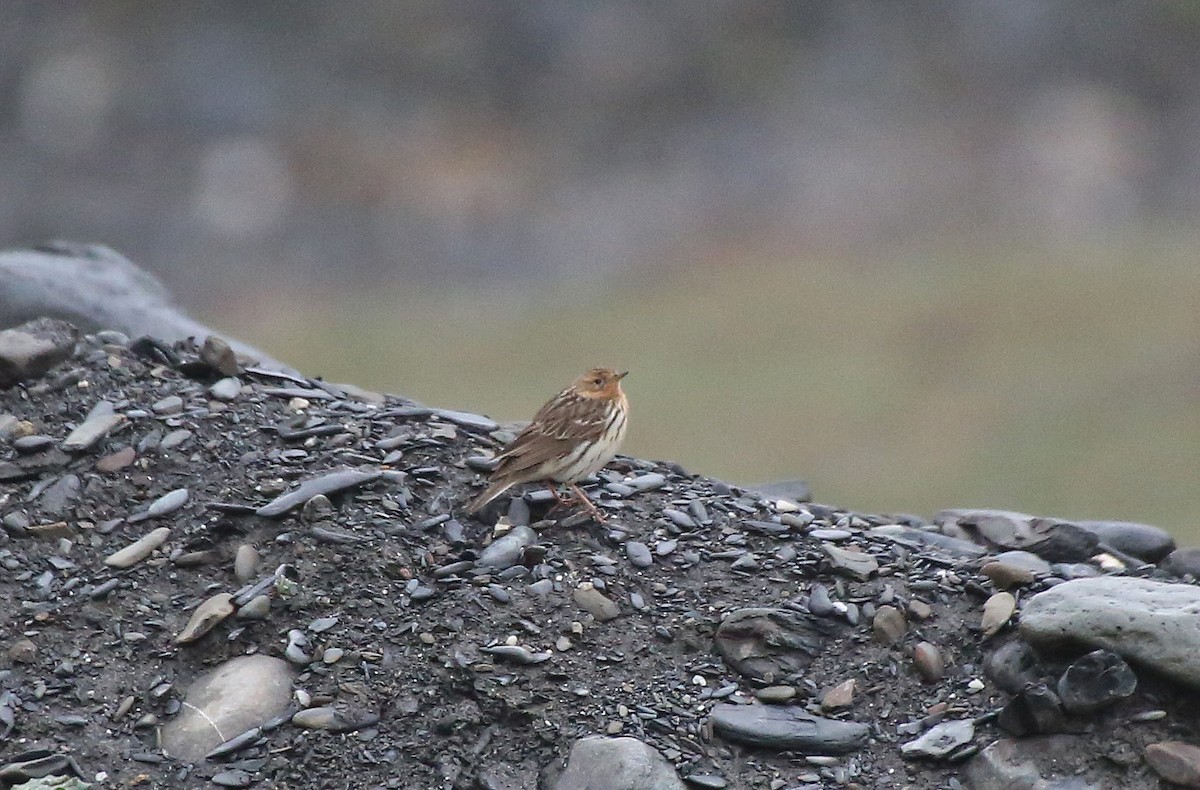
left=573, top=367, right=628, bottom=400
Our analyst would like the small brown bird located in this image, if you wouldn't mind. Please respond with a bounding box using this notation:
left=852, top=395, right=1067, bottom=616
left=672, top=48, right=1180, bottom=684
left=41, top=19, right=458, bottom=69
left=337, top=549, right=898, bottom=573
left=467, top=367, right=629, bottom=519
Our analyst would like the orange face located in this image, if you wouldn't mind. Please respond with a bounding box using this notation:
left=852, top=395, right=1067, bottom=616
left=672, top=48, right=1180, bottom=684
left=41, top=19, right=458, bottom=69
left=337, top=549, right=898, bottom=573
left=574, top=367, right=628, bottom=399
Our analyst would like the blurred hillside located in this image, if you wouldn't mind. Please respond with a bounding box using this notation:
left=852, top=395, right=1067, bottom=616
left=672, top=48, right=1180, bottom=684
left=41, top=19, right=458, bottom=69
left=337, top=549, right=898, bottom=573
left=2, top=3, right=1198, bottom=536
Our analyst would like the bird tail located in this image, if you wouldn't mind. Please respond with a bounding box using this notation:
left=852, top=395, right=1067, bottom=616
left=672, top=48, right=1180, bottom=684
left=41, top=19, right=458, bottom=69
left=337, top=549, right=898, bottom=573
left=467, top=480, right=514, bottom=514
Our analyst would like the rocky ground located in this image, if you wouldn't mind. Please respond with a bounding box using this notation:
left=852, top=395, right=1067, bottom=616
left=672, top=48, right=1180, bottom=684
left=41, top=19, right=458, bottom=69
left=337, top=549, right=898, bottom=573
left=2, top=318, right=1200, bottom=789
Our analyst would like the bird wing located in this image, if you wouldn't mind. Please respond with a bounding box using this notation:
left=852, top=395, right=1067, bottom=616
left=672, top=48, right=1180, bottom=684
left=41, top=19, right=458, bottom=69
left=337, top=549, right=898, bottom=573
left=492, top=390, right=609, bottom=478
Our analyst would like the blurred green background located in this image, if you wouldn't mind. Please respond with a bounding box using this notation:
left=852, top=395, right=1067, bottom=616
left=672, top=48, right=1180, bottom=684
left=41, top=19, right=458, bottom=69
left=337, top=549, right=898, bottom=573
left=3, top=3, right=1198, bottom=536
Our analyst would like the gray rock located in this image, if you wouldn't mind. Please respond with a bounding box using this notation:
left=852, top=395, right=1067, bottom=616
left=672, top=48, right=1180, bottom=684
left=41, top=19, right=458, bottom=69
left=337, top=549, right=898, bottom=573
left=573, top=583, right=620, bottom=621
left=103, top=526, right=171, bottom=568
left=708, top=703, right=870, bottom=754
left=61, top=401, right=125, bottom=452
left=209, top=377, right=242, bottom=401
left=936, top=509, right=1098, bottom=563
left=554, top=735, right=685, bottom=790
left=1020, top=576, right=1200, bottom=688
left=1055, top=649, right=1136, bottom=714
left=900, top=719, right=975, bottom=760
left=1075, top=519, right=1175, bottom=563
left=158, top=655, right=293, bottom=762
left=822, top=543, right=878, bottom=580
left=477, top=526, right=536, bottom=570
left=0, top=317, right=79, bottom=388
left=1160, top=547, right=1200, bottom=578
left=255, top=468, right=382, bottom=517
left=714, top=608, right=834, bottom=684
left=869, top=524, right=988, bottom=558
left=174, top=592, right=235, bottom=644
left=965, top=736, right=1104, bottom=790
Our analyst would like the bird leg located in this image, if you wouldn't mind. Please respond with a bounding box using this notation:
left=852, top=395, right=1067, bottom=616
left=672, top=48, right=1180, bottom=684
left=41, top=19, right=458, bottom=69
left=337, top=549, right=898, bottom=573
left=567, top=483, right=606, bottom=523
left=545, top=482, right=571, bottom=505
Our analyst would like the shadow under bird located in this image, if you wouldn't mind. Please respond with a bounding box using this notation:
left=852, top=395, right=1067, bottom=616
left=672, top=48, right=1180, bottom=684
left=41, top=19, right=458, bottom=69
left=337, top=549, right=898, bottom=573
left=467, top=367, right=629, bottom=520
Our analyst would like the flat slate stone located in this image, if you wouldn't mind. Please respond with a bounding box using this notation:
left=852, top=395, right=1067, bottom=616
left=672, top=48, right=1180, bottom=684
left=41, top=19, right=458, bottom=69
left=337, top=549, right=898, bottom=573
left=708, top=703, right=869, bottom=754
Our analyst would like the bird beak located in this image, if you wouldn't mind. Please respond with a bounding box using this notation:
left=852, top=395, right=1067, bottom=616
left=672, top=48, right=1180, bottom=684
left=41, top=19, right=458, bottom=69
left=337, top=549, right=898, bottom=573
left=616, top=371, right=628, bottom=380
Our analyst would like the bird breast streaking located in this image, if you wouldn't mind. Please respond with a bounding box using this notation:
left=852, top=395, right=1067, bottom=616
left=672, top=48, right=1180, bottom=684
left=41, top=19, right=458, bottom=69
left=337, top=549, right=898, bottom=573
left=467, top=367, right=629, bottom=520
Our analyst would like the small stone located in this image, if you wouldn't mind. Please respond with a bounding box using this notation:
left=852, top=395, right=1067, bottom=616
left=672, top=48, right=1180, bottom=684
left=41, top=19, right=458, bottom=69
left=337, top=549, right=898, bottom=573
left=912, top=642, right=945, bottom=682
left=96, top=446, right=136, bottom=472
left=1145, top=741, right=1200, bottom=788
left=152, top=395, right=184, bottom=415
left=61, top=401, right=126, bottom=452
left=201, top=335, right=241, bottom=376
left=980, top=561, right=1035, bottom=590
left=147, top=487, right=189, bottom=517
left=625, top=541, right=653, bottom=568
left=900, top=719, right=975, bottom=760
left=1056, top=649, right=1136, bottom=714
left=7, top=637, right=37, bottom=663
left=872, top=605, right=906, bottom=645
left=755, top=685, right=798, bottom=704
left=819, top=679, right=855, bottom=710
left=822, top=543, right=878, bottom=581
left=980, top=592, right=1016, bottom=637
left=174, top=593, right=235, bottom=644
left=234, top=544, right=260, bottom=582
left=209, top=377, right=242, bottom=401
left=0, top=318, right=79, bottom=388
left=573, top=583, right=620, bottom=621
left=104, top=526, right=171, bottom=568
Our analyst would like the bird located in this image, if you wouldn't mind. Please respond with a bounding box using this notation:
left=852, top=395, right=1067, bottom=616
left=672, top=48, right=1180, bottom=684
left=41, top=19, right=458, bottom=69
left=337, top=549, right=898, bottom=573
left=467, top=367, right=629, bottom=520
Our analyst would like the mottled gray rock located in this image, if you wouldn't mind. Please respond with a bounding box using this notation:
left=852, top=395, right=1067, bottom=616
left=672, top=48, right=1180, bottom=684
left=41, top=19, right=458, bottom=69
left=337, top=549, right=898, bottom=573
left=158, top=655, right=293, bottom=762
left=714, top=608, right=834, bottom=684
left=1020, top=576, right=1200, bottom=688
left=554, top=736, right=685, bottom=790
left=900, top=719, right=975, bottom=760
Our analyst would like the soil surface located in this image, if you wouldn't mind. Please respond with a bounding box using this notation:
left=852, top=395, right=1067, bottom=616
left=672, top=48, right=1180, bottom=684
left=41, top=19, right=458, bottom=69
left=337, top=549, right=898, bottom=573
left=0, top=331, right=1195, bottom=789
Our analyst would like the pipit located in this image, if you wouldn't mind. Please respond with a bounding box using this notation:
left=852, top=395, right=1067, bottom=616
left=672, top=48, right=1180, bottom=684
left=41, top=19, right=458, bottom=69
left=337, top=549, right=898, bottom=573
left=467, top=367, right=629, bottom=520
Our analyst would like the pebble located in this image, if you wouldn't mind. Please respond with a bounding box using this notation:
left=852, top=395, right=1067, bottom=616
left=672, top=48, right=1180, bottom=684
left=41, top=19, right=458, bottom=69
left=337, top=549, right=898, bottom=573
left=147, top=487, right=189, bottom=517
left=291, top=705, right=380, bottom=732
left=159, top=428, right=192, bottom=449
left=714, top=608, right=830, bottom=684
left=556, top=736, right=686, bottom=790
left=95, top=445, right=136, bottom=472
left=234, top=544, right=260, bottom=582
left=822, top=543, right=878, bottom=581
left=625, top=541, right=653, bottom=568
left=13, top=434, right=55, bottom=453
left=0, top=318, right=78, bottom=387
left=477, top=525, right=537, bottom=570
left=899, top=719, right=975, bottom=760
left=912, top=641, right=945, bottom=682
left=819, top=679, right=855, bottom=710
left=200, top=335, right=240, bottom=376
left=574, top=583, right=621, bottom=621
left=980, top=561, right=1034, bottom=590
left=209, top=377, right=242, bottom=400
left=756, top=685, right=798, bottom=704
left=996, top=683, right=1065, bottom=736
left=174, top=593, right=235, bottom=644
left=624, top=473, right=666, bottom=493
left=980, top=592, right=1016, bottom=637
left=151, top=395, right=184, bottom=415
left=1144, top=741, right=1200, bottom=788
left=104, top=526, right=171, bottom=568
left=158, top=655, right=292, bottom=762
left=872, top=605, right=906, bottom=645
left=1076, top=519, right=1175, bottom=563
left=61, top=401, right=126, bottom=452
